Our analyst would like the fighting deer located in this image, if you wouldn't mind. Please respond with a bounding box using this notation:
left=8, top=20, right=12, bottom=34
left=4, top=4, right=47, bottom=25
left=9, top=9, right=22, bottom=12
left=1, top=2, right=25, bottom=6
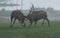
left=26, top=10, right=50, bottom=27
left=10, top=10, right=25, bottom=27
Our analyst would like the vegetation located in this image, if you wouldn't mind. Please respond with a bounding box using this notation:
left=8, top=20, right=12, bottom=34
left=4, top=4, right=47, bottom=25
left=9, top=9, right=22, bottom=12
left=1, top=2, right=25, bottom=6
left=0, top=21, right=60, bottom=38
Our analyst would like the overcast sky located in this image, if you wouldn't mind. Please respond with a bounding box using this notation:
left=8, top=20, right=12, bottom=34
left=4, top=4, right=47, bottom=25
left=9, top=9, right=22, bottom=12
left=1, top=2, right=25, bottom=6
left=1, top=0, right=60, bottom=10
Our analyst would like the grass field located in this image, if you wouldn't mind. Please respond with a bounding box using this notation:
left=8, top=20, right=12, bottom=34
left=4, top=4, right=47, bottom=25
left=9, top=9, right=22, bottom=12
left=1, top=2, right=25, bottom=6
left=0, top=21, right=60, bottom=38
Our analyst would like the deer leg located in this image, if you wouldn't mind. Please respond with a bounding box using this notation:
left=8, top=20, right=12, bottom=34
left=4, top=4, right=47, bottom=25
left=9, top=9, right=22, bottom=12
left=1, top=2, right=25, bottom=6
left=12, top=18, right=16, bottom=27
left=18, top=20, right=22, bottom=27
left=10, top=18, right=16, bottom=27
left=34, top=21, right=37, bottom=27
left=19, top=20, right=25, bottom=28
left=28, top=20, right=33, bottom=28
left=41, top=19, right=45, bottom=27
left=21, top=20, right=25, bottom=27
left=46, top=18, right=50, bottom=27
left=23, top=21, right=25, bottom=27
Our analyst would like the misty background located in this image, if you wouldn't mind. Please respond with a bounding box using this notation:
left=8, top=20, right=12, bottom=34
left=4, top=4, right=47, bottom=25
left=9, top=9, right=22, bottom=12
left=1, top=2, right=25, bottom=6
left=0, top=0, right=60, bottom=22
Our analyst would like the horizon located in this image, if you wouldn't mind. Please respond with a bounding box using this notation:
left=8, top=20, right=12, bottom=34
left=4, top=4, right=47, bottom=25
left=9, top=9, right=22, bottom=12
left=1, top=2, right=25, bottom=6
left=0, top=7, right=59, bottom=10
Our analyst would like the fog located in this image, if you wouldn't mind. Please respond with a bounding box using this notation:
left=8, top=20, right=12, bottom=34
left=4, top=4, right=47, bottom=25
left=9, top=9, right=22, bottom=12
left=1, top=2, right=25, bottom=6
left=0, top=0, right=60, bottom=21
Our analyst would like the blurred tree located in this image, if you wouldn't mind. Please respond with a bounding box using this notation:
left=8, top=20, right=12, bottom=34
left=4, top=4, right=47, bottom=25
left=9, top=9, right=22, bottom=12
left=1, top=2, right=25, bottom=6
left=0, top=0, right=20, bottom=7
left=1, top=8, right=5, bottom=11
left=0, top=0, right=7, bottom=2
left=47, top=7, right=54, bottom=11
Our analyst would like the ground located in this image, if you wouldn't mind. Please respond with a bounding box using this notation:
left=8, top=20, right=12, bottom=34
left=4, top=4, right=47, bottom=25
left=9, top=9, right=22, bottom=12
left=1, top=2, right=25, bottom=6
left=0, top=21, right=60, bottom=38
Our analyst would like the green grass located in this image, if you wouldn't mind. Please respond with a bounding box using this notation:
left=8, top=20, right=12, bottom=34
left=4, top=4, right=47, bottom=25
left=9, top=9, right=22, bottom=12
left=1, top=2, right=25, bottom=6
left=0, top=21, right=60, bottom=38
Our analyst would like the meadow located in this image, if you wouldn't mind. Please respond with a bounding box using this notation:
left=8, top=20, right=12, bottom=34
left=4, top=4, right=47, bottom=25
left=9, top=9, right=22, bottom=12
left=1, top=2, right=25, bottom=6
left=0, top=21, right=60, bottom=38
